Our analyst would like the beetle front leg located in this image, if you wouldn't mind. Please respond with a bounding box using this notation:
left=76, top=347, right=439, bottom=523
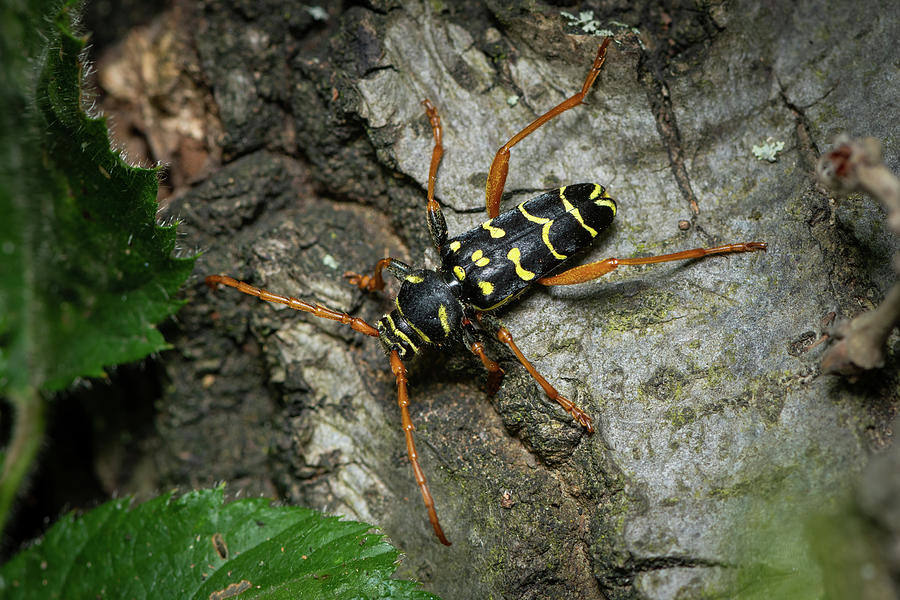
left=206, top=275, right=380, bottom=337
left=390, top=350, right=451, bottom=546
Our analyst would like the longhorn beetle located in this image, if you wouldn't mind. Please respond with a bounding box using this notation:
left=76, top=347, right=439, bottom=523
left=206, top=38, right=766, bottom=545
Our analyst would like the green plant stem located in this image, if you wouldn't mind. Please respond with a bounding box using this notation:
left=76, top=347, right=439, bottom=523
left=0, top=388, right=45, bottom=533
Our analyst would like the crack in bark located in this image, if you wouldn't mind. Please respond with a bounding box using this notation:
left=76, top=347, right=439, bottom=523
left=638, top=58, right=700, bottom=216
left=771, top=75, right=864, bottom=329
left=598, top=552, right=731, bottom=594
left=775, top=75, right=823, bottom=175
left=630, top=554, right=731, bottom=572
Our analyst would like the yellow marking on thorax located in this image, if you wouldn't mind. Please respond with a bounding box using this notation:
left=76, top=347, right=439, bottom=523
left=519, top=202, right=566, bottom=259
left=471, top=249, right=490, bottom=267
left=506, top=247, right=535, bottom=281
left=559, top=186, right=597, bottom=237
left=408, top=322, right=432, bottom=343
left=405, top=274, right=424, bottom=283
left=453, top=265, right=466, bottom=280
left=438, top=304, right=450, bottom=335
left=395, top=298, right=431, bottom=343
left=385, top=313, right=418, bottom=352
left=449, top=240, right=462, bottom=252
left=478, top=281, right=494, bottom=296
left=482, top=220, right=506, bottom=238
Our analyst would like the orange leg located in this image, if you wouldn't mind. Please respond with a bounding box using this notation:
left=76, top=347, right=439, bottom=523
left=344, top=258, right=395, bottom=292
left=492, top=324, right=594, bottom=433
left=423, top=99, right=443, bottom=207
left=484, top=38, right=612, bottom=219
left=390, top=351, right=451, bottom=546
left=538, top=242, right=768, bottom=286
left=346, top=100, right=447, bottom=289
left=345, top=257, right=416, bottom=293
left=205, top=275, right=380, bottom=337
left=422, top=99, right=450, bottom=252
left=469, top=340, right=505, bottom=396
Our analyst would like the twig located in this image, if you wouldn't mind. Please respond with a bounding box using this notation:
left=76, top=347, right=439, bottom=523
left=816, top=137, right=900, bottom=375
left=821, top=283, right=900, bottom=374
left=817, top=136, right=900, bottom=239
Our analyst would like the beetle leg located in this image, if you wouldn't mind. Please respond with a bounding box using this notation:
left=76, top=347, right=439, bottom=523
left=205, top=275, right=380, bottom=337
left=483, top=319, right=594, bottom=433
left=422, top=99, right=449, bottom=253
left=462, top=317, right=505, bottom=395
left=484, top=38, right=612, bottom=219
left=538, top=241, right=768, bottom=286
left=344, top=258, right=414, bottom=292
left=390, top=350, right=451, bottom=545
left=470, top=341, right=504, bottom=397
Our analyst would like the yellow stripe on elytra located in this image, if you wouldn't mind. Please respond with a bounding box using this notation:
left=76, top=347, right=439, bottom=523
left=385, top=313, right=418, bottom=352
left=438, top=304, right=450, bottom=335
left=590, top=184, right=616, bottom=215
left=471, top=249, right=490, bottom=267
left=482, top=220, right=506, bottom=238
left=506, top=247, right=535, bottom=281
left=560, top=186, right=597, bottom=237
left=595, top=197, right=616, bottom=214
left=453, top=265, right=466, bottom=280
left=518, top=202, right=549, bottom=224
left=478, top=281, right=494, bottom=296
left=475, top=292, right=515, bottom=311
left=521, top=199, right=566, bottom=259
left=541, top=221, right=566, bottom=260
left=449, top=240, right=462, bottom=252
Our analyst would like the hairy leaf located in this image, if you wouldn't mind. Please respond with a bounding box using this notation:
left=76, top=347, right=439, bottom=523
left=0, top=487, right=439, bottom=599
left=0, top=0, right=195, bottom=395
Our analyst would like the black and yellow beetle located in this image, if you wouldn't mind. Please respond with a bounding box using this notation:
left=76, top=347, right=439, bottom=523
left=206, top=38, right=766, bottom=545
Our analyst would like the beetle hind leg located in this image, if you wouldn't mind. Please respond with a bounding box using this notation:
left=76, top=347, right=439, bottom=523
left=476, top=314, right=594, bottom=433
left=538, top=241, right=768, bottom=286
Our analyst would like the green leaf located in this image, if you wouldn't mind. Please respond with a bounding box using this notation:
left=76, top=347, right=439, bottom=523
left=0, top=0, right=196, bottom=537
left=0, top=0, right=195, bottom=396
left=0, top=487, right=440, bottom=599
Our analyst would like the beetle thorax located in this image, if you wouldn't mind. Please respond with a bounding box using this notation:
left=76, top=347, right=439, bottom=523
left=376, top=269, right=464, bottom=358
